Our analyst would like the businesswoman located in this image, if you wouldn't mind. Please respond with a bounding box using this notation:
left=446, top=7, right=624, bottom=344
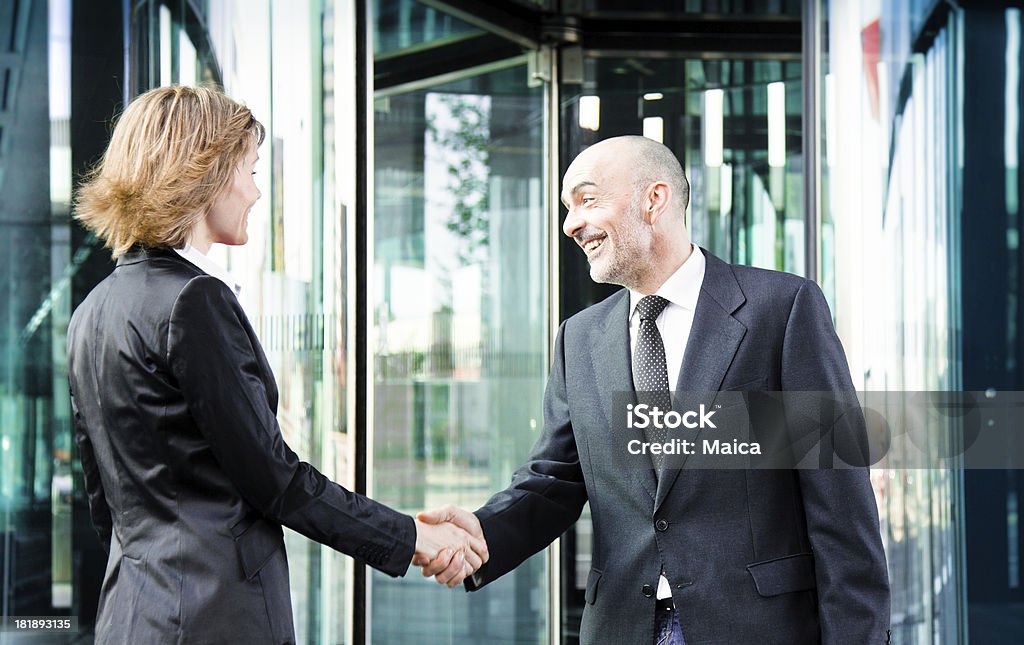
left=68, top=85, right=484, bottom=644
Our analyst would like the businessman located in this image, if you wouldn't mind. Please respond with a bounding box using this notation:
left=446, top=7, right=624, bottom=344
left=418, top=136, right=890, bottom=644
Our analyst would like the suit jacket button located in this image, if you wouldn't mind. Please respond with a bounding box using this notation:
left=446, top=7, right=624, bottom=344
left=642, top=584, right=655, bottom=598
left=655, top=519, right=669, bottom=531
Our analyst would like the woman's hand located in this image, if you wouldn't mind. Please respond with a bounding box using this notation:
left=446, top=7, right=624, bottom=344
left=412, top=509, right=489, bottom=587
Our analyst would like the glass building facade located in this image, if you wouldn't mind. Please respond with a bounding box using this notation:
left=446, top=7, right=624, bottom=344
left=1, top=0, right=1022, bottom=642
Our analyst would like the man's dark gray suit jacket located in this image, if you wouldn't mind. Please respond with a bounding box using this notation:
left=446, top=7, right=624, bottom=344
left=68, top=247, right=416, bottom=645
left=466, top=249, right=890, bottom=644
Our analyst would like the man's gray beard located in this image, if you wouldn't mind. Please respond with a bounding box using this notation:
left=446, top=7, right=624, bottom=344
left=588, top=200, right=651, bottom=289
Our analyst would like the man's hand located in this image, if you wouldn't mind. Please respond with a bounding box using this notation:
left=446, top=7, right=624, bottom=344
left=413, top=505, right=487, bottom=587
left=412, top=508, right=488, bottom=588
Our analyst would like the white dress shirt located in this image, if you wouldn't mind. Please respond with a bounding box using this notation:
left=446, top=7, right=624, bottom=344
left=174, top=243, right=242, bottom=297
left=627, top=243, right=706, bottom=600
left=628, top=244, right=706, bottom=391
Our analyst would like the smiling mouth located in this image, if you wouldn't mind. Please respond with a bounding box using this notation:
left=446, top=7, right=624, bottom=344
left=581, top=235, right=606, bottom=256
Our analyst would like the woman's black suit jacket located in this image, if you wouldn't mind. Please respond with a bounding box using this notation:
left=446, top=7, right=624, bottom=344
left=67, top=247, right=415, bottom=644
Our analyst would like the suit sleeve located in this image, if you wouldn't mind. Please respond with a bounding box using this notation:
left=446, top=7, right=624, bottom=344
left=71, top=387, right=113, bottom=554
left=167, top=276, right=416, bottom=577
left=782, top=280, right=891, bottom=644
left=465, top=321, right=589, bottom=590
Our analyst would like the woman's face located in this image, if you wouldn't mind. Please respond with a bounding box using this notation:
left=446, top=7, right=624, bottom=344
left=205, top=142, right=261, bottom=246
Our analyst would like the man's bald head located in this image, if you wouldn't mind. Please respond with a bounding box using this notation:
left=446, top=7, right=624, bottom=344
left=575, top=136, right=690, bottom=216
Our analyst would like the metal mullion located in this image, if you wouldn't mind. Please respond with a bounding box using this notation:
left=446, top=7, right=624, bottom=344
left=353, top=0, right=371, bottom=643
left=802, top=0, right=822, bottom=282
left=544, top=44, right=562, bottom=645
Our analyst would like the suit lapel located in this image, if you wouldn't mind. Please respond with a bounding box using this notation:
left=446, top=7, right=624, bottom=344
left=591, top=292, right=657, bottom=501
left=655, top=250, right=747, bottom=512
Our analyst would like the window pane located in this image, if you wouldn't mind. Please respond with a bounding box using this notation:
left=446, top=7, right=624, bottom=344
left=824, top=2, right=961, bottom=642
left=371, top=63, right=549, bottom=644
left=192, top=1, right=356, bottom=642
left=1, top=0, right=77, bottom=621
left=559, top=57, right=804, bottom=315
left=374, top=0, right=482, bottom=57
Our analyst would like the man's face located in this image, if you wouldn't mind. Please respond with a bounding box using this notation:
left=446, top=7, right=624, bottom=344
left=560, top=148, right=652, bottom=289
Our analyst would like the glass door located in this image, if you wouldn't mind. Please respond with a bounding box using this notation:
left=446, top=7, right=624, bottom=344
left=370, top=3, right=551, bottom=642
left=369, top=2, right=811, bottom=643
left=552, top=5, right=805, bottom=642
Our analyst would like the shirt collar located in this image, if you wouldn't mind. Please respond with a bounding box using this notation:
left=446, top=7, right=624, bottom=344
left=629, top=243, right=706, bottom=318
left=174, top=243, right=242, bottom=296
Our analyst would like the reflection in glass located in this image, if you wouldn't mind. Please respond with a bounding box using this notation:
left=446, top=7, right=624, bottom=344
left=579, top=0, right=801, bottom=17
left=1, top=0, right=76, bottom=622
left=561, top=57, right=804, bottom=303
left=826, top=2, right=961, bottom=642
left=207, top=2, right=356, bottom=642
left=371, top=63, right=549, bottom=644
left=374, top=0, right=481, bottom=57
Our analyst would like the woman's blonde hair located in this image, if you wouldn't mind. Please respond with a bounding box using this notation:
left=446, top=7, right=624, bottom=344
left=75, top=85, right=265, bottom=257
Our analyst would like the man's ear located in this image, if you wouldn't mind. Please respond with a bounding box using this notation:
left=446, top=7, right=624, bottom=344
left=643, top=181, right=672, bottom=225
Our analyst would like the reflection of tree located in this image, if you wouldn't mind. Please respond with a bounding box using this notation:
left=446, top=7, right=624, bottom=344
left=427, top=94, right=490, bottom=266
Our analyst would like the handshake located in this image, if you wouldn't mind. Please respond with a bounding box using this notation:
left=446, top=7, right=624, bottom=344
left=411, top=505, right=487, bottom=588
